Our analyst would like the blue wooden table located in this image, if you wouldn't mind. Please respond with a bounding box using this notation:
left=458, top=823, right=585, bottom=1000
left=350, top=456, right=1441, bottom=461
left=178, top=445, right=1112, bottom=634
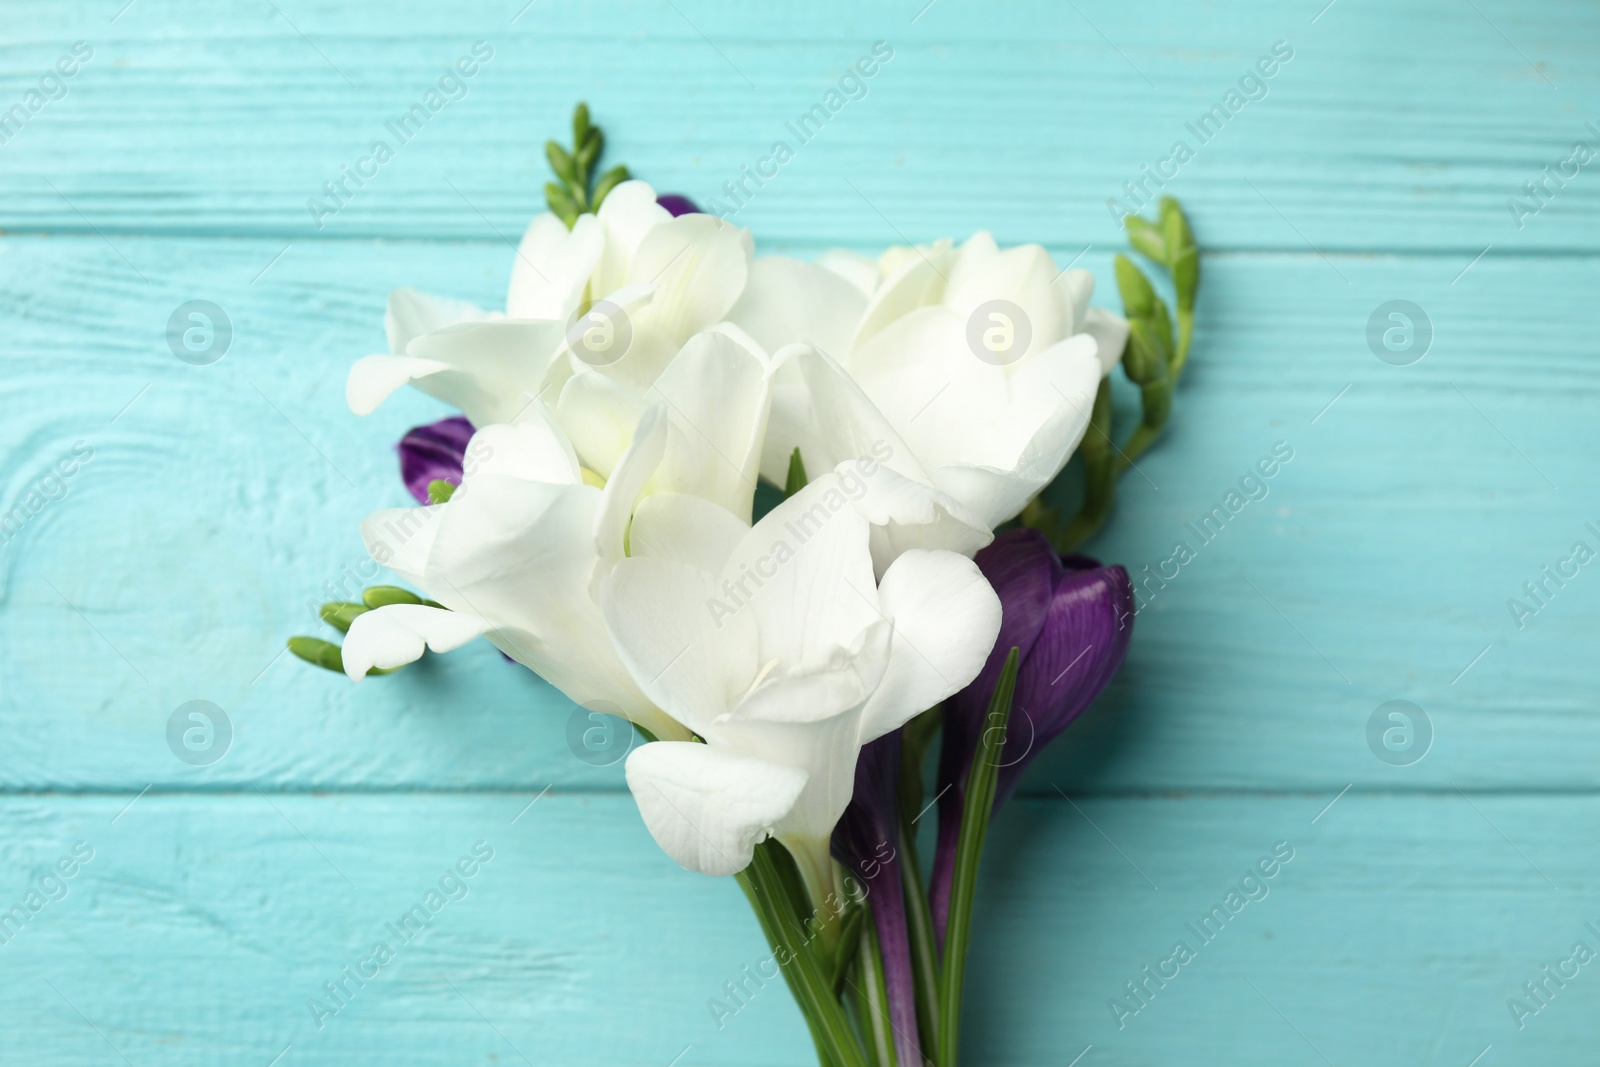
left=3, top=1, right=1597, bottom=1063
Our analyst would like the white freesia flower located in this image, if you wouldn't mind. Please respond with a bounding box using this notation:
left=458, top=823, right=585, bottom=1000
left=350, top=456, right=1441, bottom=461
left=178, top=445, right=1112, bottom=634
left=601, top=474, right=1002, bottom=893
left=340, top=327, right=776, bottom=743
left=730, top=232, right=1130, bottom=530
left=347, top=180, right=751, bottom=424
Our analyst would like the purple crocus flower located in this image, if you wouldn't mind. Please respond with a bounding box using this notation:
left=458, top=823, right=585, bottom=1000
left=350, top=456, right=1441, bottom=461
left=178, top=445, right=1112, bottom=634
left=832, top=731, right=923, bottom=1067
left=398, top=416, right=475, bottom=504
left=656, top=193, right=700, bottom=217
left=929, top=529, right=1135, bottom=942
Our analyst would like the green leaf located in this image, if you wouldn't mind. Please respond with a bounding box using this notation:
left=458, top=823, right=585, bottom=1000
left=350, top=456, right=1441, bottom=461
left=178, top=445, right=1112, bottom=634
left=938, top=648, right=1019, bottom=1067
left=288, top=636, right=344, bottom=673
left=850, top=900, right=898, bottom=1067
left=362, top=585, right=421, bottom=608
left=784, top=447, right=808, bottom=498
left=1124, top=214, right=1167, bottom=265
left=427, top=479, right=456, bottom=504
left=318, top=601, right=367, bottom=634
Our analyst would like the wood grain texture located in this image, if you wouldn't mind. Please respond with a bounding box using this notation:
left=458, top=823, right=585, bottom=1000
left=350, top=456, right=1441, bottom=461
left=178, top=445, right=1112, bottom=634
left=1, top=0, right=1597, bottom=1064
left=0, top=793, right=1594, bottom=1066
left=1, top=0, right=1598, bottom=249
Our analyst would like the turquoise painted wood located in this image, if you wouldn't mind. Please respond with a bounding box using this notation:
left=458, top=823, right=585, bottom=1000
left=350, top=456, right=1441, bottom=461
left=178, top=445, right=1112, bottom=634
left=1, top=1, right=1597, bottom=1064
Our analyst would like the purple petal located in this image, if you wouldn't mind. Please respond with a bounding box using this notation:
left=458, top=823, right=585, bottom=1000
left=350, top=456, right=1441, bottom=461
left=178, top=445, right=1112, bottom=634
left=930, top=531, right=1135, bottom=943
left=656, top=193, right=700, bottom=217
left=398, top=416, right=475, bottom=505
left=998, top=562, right=1134, bottom=808
left=832, top=733, right=923, bottom=1067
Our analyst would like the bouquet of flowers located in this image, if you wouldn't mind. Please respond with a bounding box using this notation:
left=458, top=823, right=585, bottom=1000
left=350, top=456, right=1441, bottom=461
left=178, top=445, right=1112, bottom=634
left=290, top=104, right=1200, bottom=1066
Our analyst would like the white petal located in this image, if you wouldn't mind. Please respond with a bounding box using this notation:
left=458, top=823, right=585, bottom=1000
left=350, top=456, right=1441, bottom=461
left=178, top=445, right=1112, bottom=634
left=462, top=403, right=581, bottom=486
left=780, top=345, right=927, bottom=487
left=402, top=320, right=570, bottom=426
left=731, top=473, right=881, bottom=668
left=603, top=556, right=757, bottom=736
left=649, top=325, right=772, bottom=520
left=836, top=459, right=992, bottom=577
left=360, top=505, right=445, bottom=587
left=814, top=249, right=880, bottom=296
left=726, top=256, right=867, bottom=359
left=629, top=213, right=750, bottom=344
left=628, top=491, right=750, bottom=573
left=506, top=212, right=604, bottom=320
left=850, top=240, right=952, bottom=351
left=1053, top=268, right=1095, bottom=339
left=555, top=370, right=649, bottom=479
left=858, top=549, right=1002, bottom=741
left=342, top=604, right=495, bottom=680
left=625, top=741, right=807, bottom=877
left=594, top=404, right=667, bottom=575
left=1082, top=305, right=1130, bottom=376
left=385, top=288, right=492, bottom=354
left=929, top=332, right=1099, bottom=529
left=592, top=180, right=672, bottom=294
left=346, top=354, right=453, bottom=416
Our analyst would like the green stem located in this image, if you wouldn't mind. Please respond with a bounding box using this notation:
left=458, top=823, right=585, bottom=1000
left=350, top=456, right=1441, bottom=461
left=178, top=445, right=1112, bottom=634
left=737, top=866, right=840, bottom=1067
left=743, top=843, right=870, bottom=1067
left=937, top=649, right=1019, bottom=1067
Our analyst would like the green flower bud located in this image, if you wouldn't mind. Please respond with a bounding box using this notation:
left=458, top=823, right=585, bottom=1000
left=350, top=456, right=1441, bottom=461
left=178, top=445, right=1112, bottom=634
left=1114, top=255, right=1157, bottom=319
left=1159, top=196, right=1195, bottom=256
left=318, top=601, right=367, bottom=634
left=1170, top=246, right=1199, bottom=313
left=572, top=102, right=591, bottom=145
left=545, top=182, right=579, bottom=227
left=1124, top=215, right=1167, bottom=265
left=591, top=165, right=630, bottom=210
left=1122, top=320, right=1169, bottom=386
left=289, top=636, right=344, bottom=673
left=545, top=140, right=578, bottom=186
left=363, top=585, right=422, bottom=609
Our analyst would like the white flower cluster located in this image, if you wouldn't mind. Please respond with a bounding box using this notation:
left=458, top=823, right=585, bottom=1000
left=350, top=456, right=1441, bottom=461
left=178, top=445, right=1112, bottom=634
left=341, top=181, right=1128, bottom=882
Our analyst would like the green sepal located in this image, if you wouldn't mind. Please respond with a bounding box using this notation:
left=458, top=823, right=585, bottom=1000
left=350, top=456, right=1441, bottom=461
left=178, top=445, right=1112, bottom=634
left=784, top=447, right=808, bottom=498
left=427, top=479, right=456, bottom=504
left=318, top=601, right=367, bottom=634
left=362, top=585, right=421, bottom=608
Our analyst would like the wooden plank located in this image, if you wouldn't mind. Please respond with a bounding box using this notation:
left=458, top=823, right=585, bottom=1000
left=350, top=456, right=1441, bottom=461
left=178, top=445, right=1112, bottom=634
left=0, top=791, right=1591, bottom=1065
left=1, top=234, right=1596, bottom=792
left=1, top=0, right=1598, bottom=249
